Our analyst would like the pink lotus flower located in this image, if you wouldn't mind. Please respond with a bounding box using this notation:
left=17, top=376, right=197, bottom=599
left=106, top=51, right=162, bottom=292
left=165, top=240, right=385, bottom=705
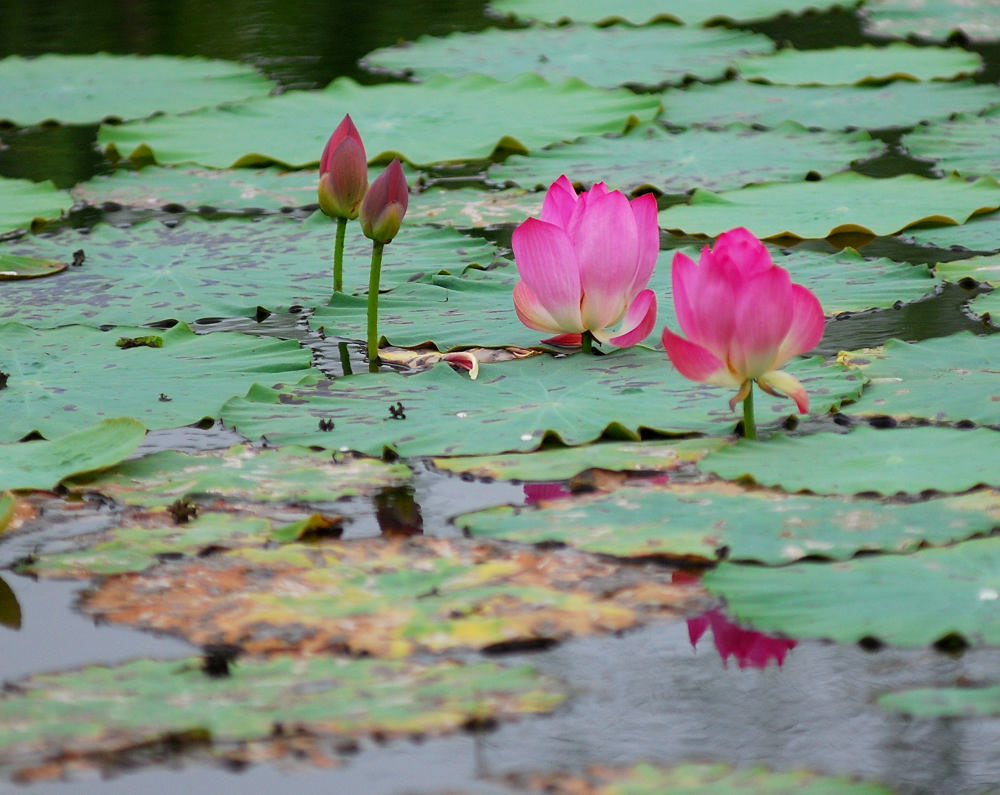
left=661, top=228, right=824, bottom=414
left=360, top=158, right=408, bottom=245
left=688, top=608, right=797, bottom=669
left=512, top=175, right=658, bottom=349
left=318, top=114, right=368, bottom=221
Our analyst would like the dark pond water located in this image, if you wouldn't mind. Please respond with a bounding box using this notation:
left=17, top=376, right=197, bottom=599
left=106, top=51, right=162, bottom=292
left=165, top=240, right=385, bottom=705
left=3, top=1, right=1000, bottom=792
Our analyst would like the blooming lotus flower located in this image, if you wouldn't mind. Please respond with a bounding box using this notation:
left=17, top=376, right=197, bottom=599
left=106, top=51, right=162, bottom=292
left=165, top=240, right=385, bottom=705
left=318, top=114, right=368, bottom=220
left=512, top=175, right=658, bottom=350
left=661, top=227, right=824, bottom=418
left=360, top=158, right=408, bottom=244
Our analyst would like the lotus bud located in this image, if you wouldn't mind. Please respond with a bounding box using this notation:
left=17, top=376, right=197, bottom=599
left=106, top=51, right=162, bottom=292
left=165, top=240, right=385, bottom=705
left=318, top=114, right=368, bottom=220
left=360, top=158, right=408, bottom=244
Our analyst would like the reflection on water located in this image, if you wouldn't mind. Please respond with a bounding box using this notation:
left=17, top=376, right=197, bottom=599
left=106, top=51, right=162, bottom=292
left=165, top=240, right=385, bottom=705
left=373, top=484, right=424, bottom=536
left=0, top=574, right=22, bottom=630
left=688, top=607, right=797, bottom=670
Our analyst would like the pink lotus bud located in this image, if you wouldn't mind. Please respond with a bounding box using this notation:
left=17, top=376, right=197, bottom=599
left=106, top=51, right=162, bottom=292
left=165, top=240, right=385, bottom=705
left=661, top=227, right=825, bottom=414
left=511, top=175, right=658, bottom=347
left=318, top=114, right=368, bottom=220
left=360, top=158, right=408, bottom=244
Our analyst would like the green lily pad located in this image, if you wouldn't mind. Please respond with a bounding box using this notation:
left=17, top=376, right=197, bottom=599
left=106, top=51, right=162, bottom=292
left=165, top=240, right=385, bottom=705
left=98, top=74, right=660, bottom=169
left=658, top=173, right=1000, bottom=239
left=902, top=208, right=1000, bottom=251
left=0, top=418, right=146, bottom=492
left=701, top=426, right=1000, bottom=495
left=433, top=438, right=728, bottom=481
left=363, top=25, right=773, bottom=89
left=903, top=111, right=1000, bottom=179
left=487, top=0, right=849, bottom=26
left=0, top=322, right=314, bottom=442
left=489, top=122, right=883, bottom=195
left=82, top=536, right=696, bottom=656
left=0, top=492, right=14, bottom=534
left=969, top=289, right=1000, bottom=326
left=457, top=483, right=995, bottom=563
left=0, top=655, right=564, bottom=768
left=933, top=253, right=1000, bottom=283
left=0, top=215, right=498, bottom=327
left=659, top=80, right=1000, bottom=130
left=862, top=0, right=1000, bottom=43
left=0, top=177, right=73, bottom=235
left=0, top=252, right=66, bottom=280
left=221, top=350, right=861, bottom=457
left=407, top=186, right=543, bottom=228
left=0, top=54, right=275, bottom=127
left=839, top=333, right=1000, bottom=425
left=67, top=444, right=411, bottom=507
left=877, top=684, right=1000, bottom=719
left=734, top=44, right=982, bottom=86
left=704, top=535, right=1000, bottom=647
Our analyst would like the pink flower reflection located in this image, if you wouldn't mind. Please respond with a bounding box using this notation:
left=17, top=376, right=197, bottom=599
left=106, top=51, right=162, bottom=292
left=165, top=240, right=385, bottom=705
left=688, top=608, right=796, bottom=669
left=523, top=482, right=573, bottom=503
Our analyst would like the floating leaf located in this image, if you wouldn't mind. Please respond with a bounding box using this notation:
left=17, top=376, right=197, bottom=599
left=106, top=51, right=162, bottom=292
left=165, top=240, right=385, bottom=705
left=903, top=111, right=1000, bottom=179
left=221, top=350, right=861, bottom=457
left=0, top=253, right=66, bottom=280
left=902, top=208, right=1000, bottom=251
left=0, top=655, right=564, bottom=769
left=704, top=536, right=1000, bottom=647
left=659, top=173, right=1000, bottom=239
left=862, top=0, right=1000, bottom=43
left=99, top=74, right=660, bottom=168
left=82, top=536, right=697, bottom=656
left=933, top=253, right=1000, bottom=284
left=734, top=44, right=982, bottom=86
left=659, top=80, right=1000, bottom=130
left=0, top=215, right=497, bottom=327
left=701, top=426, right=1000, bottom=495
left=458, top=483, right=994, bottom=563
left=0, top=322, right=314, bottom=442
left=0, top=493, right=14, bottom=534
left=490, top=122, right=883, bottom=195
left=839, top=333, right=1000, bottom=425
left=363, top=25, right=773, bottom=89
left=0, top=177, right=73, bottom=235
left=407, top=187, right=542, bottom=228
left=66, top=445, right=411, bottom=507
left=877, top=684, right=1000, bottom=719
left=969, top=289, right=1000, bottom=326
left=0, top=418, right=146, bottom=492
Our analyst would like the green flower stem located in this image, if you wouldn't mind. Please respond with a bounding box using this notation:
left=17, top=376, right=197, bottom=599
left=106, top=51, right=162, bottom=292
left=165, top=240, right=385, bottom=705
left=581, top=330, right=594, bottom=355
left=332, top=216, right=347, bottom=295
left=338, top=341, right=353, bottom=376
left=743, top=381, right=757, bottom=441
left=367, top=241, right=385, bottom=371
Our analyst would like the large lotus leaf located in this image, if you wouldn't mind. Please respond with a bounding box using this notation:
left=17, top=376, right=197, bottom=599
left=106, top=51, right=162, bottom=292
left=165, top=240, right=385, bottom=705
left=82, top=536, right=697, bottom=656
left=220, top=350, right=862, bottom=457
left=66, top=444, right=411, bottom=507
left=701, top=426, right=1000, bottom=495
left=862, top=0, right=1000, bottom=43
left=0, top=214, right=498, bottom=327
left=0, top=54, right=275, bottom=127
left=457, top=483, right=995, bottom=564
left=487, top=0, right=848, bottom=26
left=903, top=208, right=1000, bottom=251
left=0, top=656, right=564, bottom=767
left=0, top=418, right=146, bottom=492
left=0, top=253, right=66, bottom=280
left=0, top=322, right=314, bottom=442
left=734, top=44, right=982, bottom=86
left=933, top=253, right=1000, bottom=284
left=969, top=289, right=1000, bottom=326
left=659, top=80, right=1000, bottom=130
left=362, top=25, right=773, bottom=89
left=903, top=112, right=1000, bottom=179
left=704, top=536, right=1000, bottom=647
left=0, top=176, right=73, bottom=235
left=839, top=333, right=1000, bottom=425
left=658, top=173, right=1000, bottom=239
left=407, top=186, right=542, bottom=228
left=432, top=438, right=728, bottom=481
left=877, top=684, right=1000, bottom=719
left=489, top=122, right=883, bottom=195
left=98, top=74, right=661, bottom=169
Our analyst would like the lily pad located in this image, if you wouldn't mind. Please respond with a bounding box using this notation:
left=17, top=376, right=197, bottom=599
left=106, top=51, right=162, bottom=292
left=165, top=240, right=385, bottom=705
left=0, top=177, right=73, bottom=235
left=0, top=54, right=275, bottom=127
left=457, top=483, right=995, bottom=564
left=659, top=80, right=1000, bottom=130
left=701, top=426, right=1000, bottom=495
left=878, top=684, right=1000, bottom=719
left=658, top=173, right=1000, bottom=239
left=734, top=44, right=982, bottom=86
left=902, top=208, right=1000, bottom=251
left=407, top=186, right=543, bottom=228
left=704, top=535, right=1000, bottom=647
left=489, top=122, right=884, bottom=195
left=0, top=418, right=146, bottom=492
left=221, top=350, right=862, bottom=457
left=82, top=536, right=697, bottom=656
left=903, top=111, right=1000, bottom=179
left=839, top=333, right=1000, bottom=425
left=933, top=253, right=1000, bottom=283
left=0, top=493, right=14, bottom=534
left=0, top=253, right=66, bottom=280
left=433, top=438, right=728, bottom=481
left=862, top=0, right=1000, bottom=43
left=0, top=655, right=564, bottom=769
left=969, top=289, right=1000, bottom=326
left=98, top=74, right=661, bottom=168
left=66, top=445, right=411, bottom=507
left=0, top=322, right=314, bottom=442
left=0, top=214, right=498, bottom=327
left=362, top=25, right=773, bottom=89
